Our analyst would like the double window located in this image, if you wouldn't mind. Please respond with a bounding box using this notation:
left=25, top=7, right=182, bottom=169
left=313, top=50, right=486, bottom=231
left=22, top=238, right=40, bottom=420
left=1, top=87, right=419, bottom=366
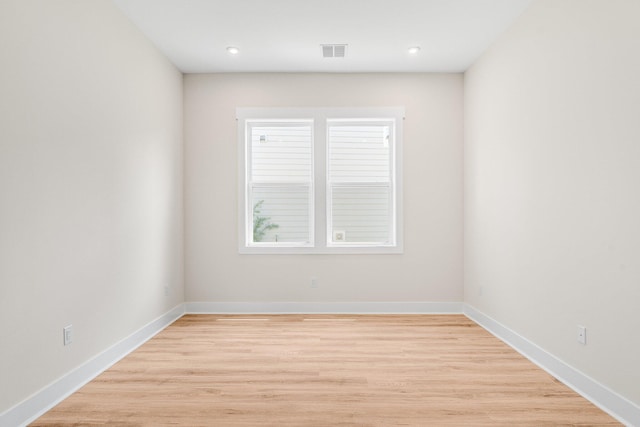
left=238, top=107, right=403, bottom=254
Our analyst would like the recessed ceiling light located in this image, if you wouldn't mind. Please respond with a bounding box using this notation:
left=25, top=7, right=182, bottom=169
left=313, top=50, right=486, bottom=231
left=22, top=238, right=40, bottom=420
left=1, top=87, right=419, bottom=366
left=226, top=46, right=239, bottom=55
left=408, top=46, right=421, bottom=55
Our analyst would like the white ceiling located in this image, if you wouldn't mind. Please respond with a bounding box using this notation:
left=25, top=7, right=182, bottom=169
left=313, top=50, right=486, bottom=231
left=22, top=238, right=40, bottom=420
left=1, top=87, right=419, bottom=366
left=112, top=0, right=532, bottom=73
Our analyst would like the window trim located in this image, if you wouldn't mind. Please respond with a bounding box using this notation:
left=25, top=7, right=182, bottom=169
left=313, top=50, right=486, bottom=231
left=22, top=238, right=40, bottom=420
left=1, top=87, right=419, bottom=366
left=237, top=107, right=404, bottom=254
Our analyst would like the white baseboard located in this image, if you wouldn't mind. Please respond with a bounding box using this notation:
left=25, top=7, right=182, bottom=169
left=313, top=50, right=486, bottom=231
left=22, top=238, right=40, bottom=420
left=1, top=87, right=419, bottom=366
left=464, top=304, right=639, bottom=427
left=185, top=301, right=464, bottom=314
left=1, top=304, right=185, bottom=427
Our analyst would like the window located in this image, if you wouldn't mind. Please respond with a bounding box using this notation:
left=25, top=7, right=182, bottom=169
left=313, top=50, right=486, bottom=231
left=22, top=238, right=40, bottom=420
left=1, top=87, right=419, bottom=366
left=238, top=107, right=403, bottom=254
left=247, top=121, right=313, bottom=246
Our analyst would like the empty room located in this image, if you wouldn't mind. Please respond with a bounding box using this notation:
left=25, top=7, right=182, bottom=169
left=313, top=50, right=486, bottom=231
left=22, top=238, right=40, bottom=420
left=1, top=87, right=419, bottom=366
left=1, top=0, right=639, bottom=425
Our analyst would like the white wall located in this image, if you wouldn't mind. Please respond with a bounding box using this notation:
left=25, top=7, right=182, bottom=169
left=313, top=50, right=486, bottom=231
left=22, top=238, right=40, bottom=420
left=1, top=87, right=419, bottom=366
left=465, top=0, right=640, bottom=406
left=184, top=73, right=463, bottom=303
left=0, top=0, right=183, bottom=413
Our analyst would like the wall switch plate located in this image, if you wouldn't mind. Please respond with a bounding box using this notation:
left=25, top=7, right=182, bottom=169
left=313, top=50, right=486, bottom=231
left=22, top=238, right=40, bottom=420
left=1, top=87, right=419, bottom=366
left=63, top=325, right=73, bottom=346
left=164, top=285, right=169, bottom=296
left=577, top=325, right=586, bottom=345
left=311, top=277, right=318, bottom=288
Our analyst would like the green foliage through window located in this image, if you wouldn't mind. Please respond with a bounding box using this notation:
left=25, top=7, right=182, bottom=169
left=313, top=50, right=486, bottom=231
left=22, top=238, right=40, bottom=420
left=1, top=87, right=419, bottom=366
left=253, top=200, right=279, bottom=242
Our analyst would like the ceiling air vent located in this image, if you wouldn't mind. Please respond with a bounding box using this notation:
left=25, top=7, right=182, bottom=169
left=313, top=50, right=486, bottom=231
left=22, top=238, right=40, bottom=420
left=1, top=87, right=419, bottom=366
left=321, top=44, right=347, bottom=58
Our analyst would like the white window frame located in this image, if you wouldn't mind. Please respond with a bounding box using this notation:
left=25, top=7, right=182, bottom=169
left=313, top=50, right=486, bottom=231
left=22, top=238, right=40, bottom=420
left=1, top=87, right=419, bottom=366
left=237, top=107, right=404, bottom=254
left=326, top=118, right=397, bottom=248
left=245, top=120, right=315, bottom=248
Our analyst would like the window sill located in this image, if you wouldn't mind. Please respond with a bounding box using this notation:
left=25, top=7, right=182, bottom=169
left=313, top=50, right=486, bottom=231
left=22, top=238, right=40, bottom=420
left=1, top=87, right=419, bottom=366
left=238, top=245, right=404, bottom=255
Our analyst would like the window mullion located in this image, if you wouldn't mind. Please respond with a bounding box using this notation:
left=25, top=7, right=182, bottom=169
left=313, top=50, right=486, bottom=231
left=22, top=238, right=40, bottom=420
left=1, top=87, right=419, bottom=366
left=314, top=117, right=326, bottom=248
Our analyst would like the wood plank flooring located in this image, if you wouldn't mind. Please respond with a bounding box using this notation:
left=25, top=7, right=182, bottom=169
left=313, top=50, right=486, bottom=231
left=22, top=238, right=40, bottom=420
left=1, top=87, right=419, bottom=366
left=32, top=315, right=620, bottom=426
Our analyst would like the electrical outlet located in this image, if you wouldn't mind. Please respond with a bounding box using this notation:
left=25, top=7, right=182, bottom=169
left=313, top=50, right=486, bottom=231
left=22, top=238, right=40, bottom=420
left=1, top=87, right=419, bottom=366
left=577, top=325, right=586, bottom=345
left=63, top=325, right=73, bottom=346
left=311, top=277, right=318, bottom=288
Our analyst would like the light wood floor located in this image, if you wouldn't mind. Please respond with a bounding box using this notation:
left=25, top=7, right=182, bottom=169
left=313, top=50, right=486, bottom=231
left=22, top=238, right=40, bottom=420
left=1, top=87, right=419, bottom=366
left=32, top=314, right=620, bottom=426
